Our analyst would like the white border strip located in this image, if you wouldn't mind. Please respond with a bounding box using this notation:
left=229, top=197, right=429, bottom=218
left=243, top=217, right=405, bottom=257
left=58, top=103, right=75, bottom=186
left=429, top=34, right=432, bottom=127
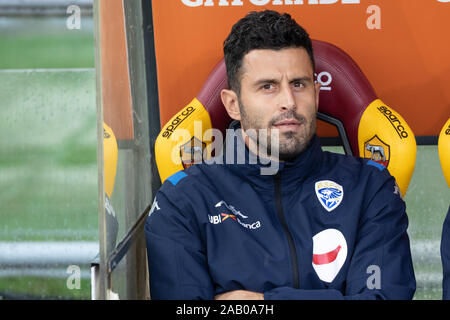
left=0, top=68, right=95, bottom=73
left=0, top=242, right=98, bottom=266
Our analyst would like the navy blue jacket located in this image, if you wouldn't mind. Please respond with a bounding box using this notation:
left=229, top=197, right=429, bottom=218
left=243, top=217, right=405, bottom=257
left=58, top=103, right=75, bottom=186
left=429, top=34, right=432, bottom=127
left=145, top=128, right=416, bottom=300
left=441, top=206, right=450, bottom=300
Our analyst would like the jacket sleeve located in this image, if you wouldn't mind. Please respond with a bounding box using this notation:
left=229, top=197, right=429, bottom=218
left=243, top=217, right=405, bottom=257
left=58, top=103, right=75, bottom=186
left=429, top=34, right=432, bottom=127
left=265, top=171, right=416, bottom=300
left=441, top=206, right=450, bottom=300
left=144, top=189, right=214, bottom=300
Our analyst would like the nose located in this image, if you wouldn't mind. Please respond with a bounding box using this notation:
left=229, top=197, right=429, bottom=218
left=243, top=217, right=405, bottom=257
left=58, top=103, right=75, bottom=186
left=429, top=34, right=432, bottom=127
left=279, top=84, right=296, bottom=111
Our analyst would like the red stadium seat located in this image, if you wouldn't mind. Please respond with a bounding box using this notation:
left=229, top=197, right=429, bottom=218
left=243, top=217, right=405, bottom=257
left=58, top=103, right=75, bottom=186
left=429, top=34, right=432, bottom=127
left=156, top=40, right=417, bottom=196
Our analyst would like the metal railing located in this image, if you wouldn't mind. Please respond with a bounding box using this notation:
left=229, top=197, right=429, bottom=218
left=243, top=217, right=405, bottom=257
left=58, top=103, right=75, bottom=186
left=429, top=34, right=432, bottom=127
left=0, top=242, right=98, bottom=279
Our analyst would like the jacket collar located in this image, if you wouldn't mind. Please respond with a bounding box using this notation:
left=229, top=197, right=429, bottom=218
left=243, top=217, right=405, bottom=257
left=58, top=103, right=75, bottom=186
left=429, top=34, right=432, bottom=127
left=222, top=121, right=324, bottom=190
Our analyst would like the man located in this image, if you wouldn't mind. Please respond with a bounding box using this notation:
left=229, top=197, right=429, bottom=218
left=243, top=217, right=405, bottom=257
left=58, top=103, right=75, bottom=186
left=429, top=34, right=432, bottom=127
left=145, top=10, right=416, bottom=300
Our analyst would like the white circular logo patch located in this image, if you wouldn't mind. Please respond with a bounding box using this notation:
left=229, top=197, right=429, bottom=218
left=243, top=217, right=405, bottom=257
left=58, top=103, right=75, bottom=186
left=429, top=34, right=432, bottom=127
left=312, top=229, right=348, bottom=283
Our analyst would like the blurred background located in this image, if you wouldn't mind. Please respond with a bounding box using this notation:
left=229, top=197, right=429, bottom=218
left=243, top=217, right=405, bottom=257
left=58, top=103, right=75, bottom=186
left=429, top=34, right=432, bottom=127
left=0, top=0, right=448, bottom=300
left=0, top=0, right=96, bottom=299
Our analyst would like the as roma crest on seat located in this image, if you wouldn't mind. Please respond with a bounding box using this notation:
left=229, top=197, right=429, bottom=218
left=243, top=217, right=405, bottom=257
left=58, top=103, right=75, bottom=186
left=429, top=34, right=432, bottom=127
left=180, top=136, right=206, bottom=169
left=364, top=135, right=390, bottom=168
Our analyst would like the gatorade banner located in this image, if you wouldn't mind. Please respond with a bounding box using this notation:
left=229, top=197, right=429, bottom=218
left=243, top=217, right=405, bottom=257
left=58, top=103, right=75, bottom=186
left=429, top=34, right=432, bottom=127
left=151, top=0, right=450, bottom=138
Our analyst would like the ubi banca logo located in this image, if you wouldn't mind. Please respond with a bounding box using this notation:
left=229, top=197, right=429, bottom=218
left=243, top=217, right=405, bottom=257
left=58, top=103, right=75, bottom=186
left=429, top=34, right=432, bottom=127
left=209, top=200, right=261, bottom=230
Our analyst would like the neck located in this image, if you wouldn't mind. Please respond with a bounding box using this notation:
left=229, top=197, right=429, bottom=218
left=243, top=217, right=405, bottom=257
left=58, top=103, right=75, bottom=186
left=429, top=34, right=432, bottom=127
left=240, top=128, right=282, bottom=163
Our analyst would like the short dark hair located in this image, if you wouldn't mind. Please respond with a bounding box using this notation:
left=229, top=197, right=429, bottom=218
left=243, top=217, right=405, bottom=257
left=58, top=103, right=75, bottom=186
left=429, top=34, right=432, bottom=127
left=223, top=10, right=315, bottom=95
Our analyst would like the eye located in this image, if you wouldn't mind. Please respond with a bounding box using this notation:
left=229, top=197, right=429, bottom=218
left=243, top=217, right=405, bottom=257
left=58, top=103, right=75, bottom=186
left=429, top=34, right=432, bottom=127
left=262, top=83, right=274, bottom=90
left=293, top=81, right=305, bottom=88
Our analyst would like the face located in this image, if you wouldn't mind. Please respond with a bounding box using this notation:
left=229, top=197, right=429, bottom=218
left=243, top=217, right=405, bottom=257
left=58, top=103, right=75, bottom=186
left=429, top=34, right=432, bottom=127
left=222, top=47, right=320, bottom=161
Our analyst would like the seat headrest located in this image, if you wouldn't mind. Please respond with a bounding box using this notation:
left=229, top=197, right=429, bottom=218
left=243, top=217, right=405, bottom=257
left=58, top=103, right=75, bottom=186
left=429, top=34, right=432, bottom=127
left=196, top=40, right=378, bottom=155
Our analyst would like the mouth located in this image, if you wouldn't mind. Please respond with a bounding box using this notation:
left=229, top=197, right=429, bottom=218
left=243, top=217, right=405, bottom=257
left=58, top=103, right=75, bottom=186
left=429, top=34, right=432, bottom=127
left=272, top=119, right=302, bottom=131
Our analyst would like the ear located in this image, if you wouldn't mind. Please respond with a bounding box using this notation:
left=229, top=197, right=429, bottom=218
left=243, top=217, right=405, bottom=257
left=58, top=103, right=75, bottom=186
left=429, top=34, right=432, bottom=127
left=221, top=89, right=241, bottom=121
left=314, top=81, right=321, bottom=112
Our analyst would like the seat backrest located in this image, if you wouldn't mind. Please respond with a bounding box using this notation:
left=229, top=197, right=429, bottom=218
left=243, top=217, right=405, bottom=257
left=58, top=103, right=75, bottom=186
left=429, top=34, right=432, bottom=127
left=104, top=122, right=118, bottom=199
left=439, top=118, right=450, bottom=188
left=155, top=39, right=417, bottom=196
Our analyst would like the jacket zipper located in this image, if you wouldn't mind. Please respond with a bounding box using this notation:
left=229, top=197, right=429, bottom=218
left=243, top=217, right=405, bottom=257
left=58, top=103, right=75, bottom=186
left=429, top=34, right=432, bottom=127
left=274, top=172, right=300, bottom=289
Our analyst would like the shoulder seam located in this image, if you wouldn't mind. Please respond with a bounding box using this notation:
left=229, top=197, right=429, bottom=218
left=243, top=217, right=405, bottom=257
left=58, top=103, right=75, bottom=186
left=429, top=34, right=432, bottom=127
left=366, top=159, right=386, bottom=171
left=166, top=171, right=188, bottom=186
